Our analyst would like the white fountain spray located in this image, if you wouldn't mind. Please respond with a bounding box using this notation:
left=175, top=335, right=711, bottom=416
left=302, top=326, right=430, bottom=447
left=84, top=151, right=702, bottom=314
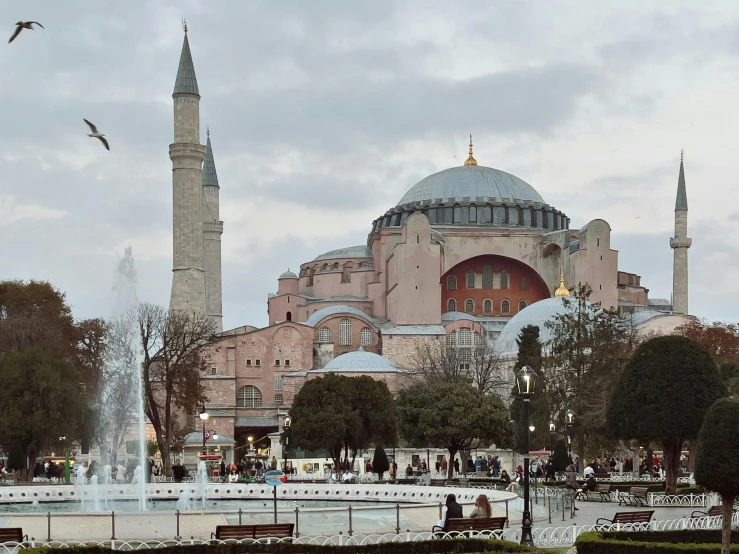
left=108, top=246, right=147, bottom=511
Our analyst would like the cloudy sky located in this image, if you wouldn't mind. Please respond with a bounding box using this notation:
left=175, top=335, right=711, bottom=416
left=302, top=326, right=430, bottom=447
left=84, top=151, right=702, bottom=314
left=2, top=0, right=738, bottom=330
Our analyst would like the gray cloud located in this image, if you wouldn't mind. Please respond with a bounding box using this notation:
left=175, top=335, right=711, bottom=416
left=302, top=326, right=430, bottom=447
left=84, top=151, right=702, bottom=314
left=1, top=0, right=738, bottom=330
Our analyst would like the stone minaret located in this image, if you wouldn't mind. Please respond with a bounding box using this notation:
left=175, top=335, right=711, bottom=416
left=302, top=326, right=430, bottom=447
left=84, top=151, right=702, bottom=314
left=169, top=27, right=207, bottom=316
left=669, top=150, right=691, bottom=314
left=202, top=128, right=224, bottom=332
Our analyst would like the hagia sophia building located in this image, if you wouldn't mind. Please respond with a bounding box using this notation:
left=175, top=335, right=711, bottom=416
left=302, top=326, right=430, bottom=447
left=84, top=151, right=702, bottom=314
left=167, top=30, right=692, bottom=460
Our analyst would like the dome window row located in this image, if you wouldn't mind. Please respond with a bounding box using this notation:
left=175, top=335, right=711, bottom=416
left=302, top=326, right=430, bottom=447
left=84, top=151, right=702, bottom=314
left=373, top=203, right=568, bottom=231
left=447, top=272, right=527, bottom=291
left=447, top=298, right=527, bottom=315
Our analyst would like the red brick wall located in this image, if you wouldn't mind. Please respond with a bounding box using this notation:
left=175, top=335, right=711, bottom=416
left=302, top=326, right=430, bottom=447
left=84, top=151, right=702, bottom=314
left=441, top=255, right=550, bottom=316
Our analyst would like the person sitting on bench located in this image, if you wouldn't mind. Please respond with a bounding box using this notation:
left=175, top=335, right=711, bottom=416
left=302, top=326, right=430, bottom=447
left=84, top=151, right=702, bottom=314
left=579, top=474, right=597, bottom=497
left=469, top=494, right=492, bottom=518
left=434, top=493, right=464, bottom=530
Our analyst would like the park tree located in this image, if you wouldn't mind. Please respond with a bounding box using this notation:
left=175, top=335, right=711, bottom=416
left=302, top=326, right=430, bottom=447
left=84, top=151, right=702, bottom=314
left=397, top=381, right=514, bottom=480
left=0, top=348, right=90, bottom=468
left=413, top=333, right=508, bottom=395
left=544, top=283, right=637, bottom=466
left=676, top=319, right=739, bottom=396
left=289, top=374, right=396, bottom=471
left=509, top=325, right=551, bottom=451
left=138, top=303, right=217, bottom=477
left=0, top=280, right=78, bottom=359
left=373, top=446, right=390, bottom=480
left=694, top=398, right=739, bottom=554
left=608, top=336, right=725, bottom=494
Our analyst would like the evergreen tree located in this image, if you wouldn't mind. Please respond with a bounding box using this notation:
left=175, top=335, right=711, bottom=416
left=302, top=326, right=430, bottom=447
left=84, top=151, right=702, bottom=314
left=608, top=336, right=725, bottom=494
left=695, top=398, right=739, bottom=554
left=552, top=439, right=569, bottom=472
left=372, top=445, right=390, bottom=480
left=509, top=325, right=549, bottom=451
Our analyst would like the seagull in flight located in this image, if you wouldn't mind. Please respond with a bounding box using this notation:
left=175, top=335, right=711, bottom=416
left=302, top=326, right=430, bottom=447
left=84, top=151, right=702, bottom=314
left=83, top=119, right=110, bottom=151
left=8, top=21, right=44, bottom=44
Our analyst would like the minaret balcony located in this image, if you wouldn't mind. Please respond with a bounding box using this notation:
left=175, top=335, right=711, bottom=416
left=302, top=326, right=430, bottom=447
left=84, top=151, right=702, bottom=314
left=670, top=237, right=692, bottom=249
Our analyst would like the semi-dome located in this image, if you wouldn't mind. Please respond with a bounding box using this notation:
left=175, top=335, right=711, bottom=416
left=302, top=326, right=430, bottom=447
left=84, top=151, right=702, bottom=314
left=397, top=165, right=545, bottom=207
left=278, top=269, right=298, bottom=280
left=319, top=349, right=400, bottom=373
left=495, top=296, right=596, bottom=356
left=313, top=245, right=372, bottom=262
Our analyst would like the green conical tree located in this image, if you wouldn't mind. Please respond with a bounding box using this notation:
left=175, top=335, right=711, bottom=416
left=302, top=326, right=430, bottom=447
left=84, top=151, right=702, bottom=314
left=552, top=439, right=569, bottom=473
left=509, top=325, right=548, bottom=452
left=372, top=445, right=390, bottom=480
left=695, top=398, right=739, bottom=554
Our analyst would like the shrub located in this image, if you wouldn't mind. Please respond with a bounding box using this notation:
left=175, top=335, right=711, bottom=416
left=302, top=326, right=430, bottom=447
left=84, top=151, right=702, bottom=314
left=21, top=539, right=543, bottom=554
left=576, top=530, right=739, bottom=553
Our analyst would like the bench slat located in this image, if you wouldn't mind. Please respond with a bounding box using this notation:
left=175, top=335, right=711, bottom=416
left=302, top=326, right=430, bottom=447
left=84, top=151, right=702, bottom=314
left=443, top=517, right=507, bottom=532
left=0, top=528, right=24, bottom=544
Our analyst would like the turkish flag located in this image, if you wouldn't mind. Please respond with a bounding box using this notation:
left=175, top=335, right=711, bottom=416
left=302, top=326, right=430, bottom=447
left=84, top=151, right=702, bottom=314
left=280, top=474, right=288, bottom=483
left=205, top=431, right=211, bottom=442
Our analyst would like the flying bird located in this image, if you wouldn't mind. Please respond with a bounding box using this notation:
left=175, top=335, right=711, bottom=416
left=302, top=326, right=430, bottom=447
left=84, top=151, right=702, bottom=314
left=8, top=21, right=44, bottom=43
left=83, top=119, right=110, bottom=151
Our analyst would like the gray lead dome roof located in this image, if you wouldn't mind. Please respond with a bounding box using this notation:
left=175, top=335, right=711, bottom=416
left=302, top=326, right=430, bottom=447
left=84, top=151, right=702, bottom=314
left=397, top=166, right=545, bottom=206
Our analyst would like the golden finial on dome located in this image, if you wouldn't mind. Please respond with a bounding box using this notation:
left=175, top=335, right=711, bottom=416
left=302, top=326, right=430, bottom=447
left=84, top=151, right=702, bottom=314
left=464, top=134, right=477, bottom=166
left=554, top=271, right=570, bottom=297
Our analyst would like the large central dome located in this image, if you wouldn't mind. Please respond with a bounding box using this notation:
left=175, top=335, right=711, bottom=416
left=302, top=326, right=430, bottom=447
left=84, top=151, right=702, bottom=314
left=397, top=165, right=545, bottom=207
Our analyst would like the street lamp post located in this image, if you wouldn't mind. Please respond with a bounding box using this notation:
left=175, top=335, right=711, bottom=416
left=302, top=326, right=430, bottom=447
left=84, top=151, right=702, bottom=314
left=565, top=410, right=575, bottom=461
left=549, top=422, right=556, bottom=455
left=516, top=365, right=537, bottom=547
left=199, top=406, right=209, bottom=455
left=283, top=416, right=291, bottom=473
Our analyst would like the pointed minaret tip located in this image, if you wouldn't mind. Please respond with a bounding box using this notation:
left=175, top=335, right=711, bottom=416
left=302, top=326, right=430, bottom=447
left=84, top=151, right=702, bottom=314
left=675, top=149, right=688, bottom=211
left=554, top=270, right=570, bottom=297
left=173, top=21, right=200, bottom=96
left=202, top=127, right=219, bottom=187
left=464, top=134, right=478, bottom=166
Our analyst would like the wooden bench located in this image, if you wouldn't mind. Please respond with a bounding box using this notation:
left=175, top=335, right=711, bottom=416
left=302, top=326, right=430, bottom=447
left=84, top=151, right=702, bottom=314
left=691, top=505, right=724, bottom=519
left=579, top=484, right=612, bottom=502
left=0, top=528, right=27, bottom=544
left=211, top=524, right=294, bottom=541
left=432, top=517, right=507, bottom=535
left=430, top=479, right=446, bottom=487
left=618, top=486, right=649, bottom=507
left=596, top=510, right=654, bottom=527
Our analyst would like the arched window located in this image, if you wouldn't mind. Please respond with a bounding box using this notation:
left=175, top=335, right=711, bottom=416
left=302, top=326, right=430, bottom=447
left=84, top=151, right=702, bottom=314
left=342, top=262, right=353, bottom=283
left=469, top=205, right=477, bottom=223
left=446, top=331, right=457, bottom=347
left=483, top=206, right=492, bottom=224
left=453, top=204, right=462, bottom=223
left=501, top=300, right=511, bottom=314
left=482, top=265, right=493, bottom=289
left=447, top=275, right=457, bottom=290
left=459, top=328, right=473, bottom=346
left=518, top=300, right=527, bottom=312
left=286, top=311, right=292, bottom=321
left=339, top=319, right=352, bottom=345
left=465, top=299, right=474, bottom=313
left=360, top=327, right=373, bottom=346
left=318, top=327, right=331, bottom=343
left=447, top=298, right=457, bottom=312
left=466, top=270, right=475, bottom=289
left=483, top=299, right=493, bottom=313
left=236, top=385, right=262, bottom=408
left=520, top=277, right=527, bottom=290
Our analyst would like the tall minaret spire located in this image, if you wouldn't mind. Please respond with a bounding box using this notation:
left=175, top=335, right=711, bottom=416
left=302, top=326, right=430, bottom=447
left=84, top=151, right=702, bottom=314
left=169, top=26, right=207, bottom=316
left=202, top=128, right=224, bottom=332
left=670, top=149, right=691, bottom=314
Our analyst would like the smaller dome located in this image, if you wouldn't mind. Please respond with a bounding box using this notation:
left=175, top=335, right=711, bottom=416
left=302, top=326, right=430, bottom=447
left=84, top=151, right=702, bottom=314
left=321, top=350, right=399, bottom=372
left=496, top=297, right=596, bottom=356
left=313, top=245, right=372, bottom=262
left=278, top=269, right=298, bottom=280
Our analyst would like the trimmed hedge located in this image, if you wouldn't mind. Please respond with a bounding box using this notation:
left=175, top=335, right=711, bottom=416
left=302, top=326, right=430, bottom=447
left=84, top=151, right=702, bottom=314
left=576, top=530, right=739, bottom=553
left=21, top=539, right=541, bottom=554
